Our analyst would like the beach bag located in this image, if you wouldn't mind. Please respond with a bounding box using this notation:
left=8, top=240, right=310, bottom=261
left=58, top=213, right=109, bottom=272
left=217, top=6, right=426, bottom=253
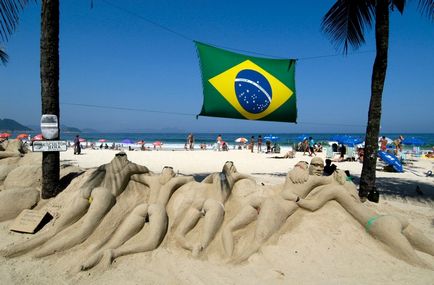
left=367, top=187, right=379, bottom=203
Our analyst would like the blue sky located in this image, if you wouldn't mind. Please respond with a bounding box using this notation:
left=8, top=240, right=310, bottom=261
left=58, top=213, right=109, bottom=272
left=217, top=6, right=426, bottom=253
left=1, top=0, right=433, bottom=133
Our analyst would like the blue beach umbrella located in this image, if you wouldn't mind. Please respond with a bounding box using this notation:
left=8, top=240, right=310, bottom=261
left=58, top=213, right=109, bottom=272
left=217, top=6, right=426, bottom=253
left=377, top=151, right=403, bottom=173
left=402, top=137, right=424, bottom=146
left=330, top=135, right=362, bottom=147
left=264, top=134, right=279, bottom=141
left=121, top=138, right=134, bottom=144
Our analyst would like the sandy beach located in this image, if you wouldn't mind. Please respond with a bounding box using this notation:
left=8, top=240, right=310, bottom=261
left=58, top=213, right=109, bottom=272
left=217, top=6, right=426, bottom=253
left=0, top=147, right=433, bottom=285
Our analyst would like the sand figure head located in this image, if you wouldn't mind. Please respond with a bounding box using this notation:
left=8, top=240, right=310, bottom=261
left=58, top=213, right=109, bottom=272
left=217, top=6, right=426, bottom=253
left=159, top=166, right=176, bottom=185
left=309, top=157, right=324, bottom=176
left=222, top=161, right=237, bottom=175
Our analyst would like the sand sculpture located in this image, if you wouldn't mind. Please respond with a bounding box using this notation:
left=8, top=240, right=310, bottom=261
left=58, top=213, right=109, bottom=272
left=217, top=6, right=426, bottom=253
left=293, top=172, right=434, bottom=269
left=1, top=152, right=150, bottom=258
left=173, top=161, right=252, bottom=256
left=0, top=153, right=432, bottom=270
left=80, top=166, right=194, bottom=270
left=222, top=157, right=345, bottom=261
left=0, top=140, right=27, bottom=159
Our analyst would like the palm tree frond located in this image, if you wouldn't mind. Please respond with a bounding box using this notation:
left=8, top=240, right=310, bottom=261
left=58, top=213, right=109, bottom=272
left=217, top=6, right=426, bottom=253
left=391, top=0, right=406, bottom=14
left=0, top=46, right=8, bottom=65
left=321, top=0, right=375, bottom=53
left=0, top=0, right=32, bottom=42
left=417, top=0, right=434, bottom=19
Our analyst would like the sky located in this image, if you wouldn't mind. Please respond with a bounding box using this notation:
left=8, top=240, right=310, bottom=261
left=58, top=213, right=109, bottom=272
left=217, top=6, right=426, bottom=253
left=0, top=0, right=433, bottom=133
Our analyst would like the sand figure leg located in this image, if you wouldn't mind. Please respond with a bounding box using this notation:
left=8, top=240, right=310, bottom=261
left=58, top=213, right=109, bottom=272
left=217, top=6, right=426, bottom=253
left=222, top=205, right=258, bottom=257
left=372, top=216, right=432, bottom=269
left=174, top=204, right=202, bottom=252
left=105, top=204, right=168, bottom=266
left=33, top=187, right=116, bottom=257
left=236, top=199, right=297, bottom=262
left=402, top=224, right=434, bottom=256
left=0, top=193, right=90, bottom=258
left=80, top=203, right=150, bottom=271
left=192, top=199, right=225, bottom=257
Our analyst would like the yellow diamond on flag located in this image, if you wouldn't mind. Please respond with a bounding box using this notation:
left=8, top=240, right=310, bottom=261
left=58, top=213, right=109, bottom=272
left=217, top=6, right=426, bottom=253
left=208, top=60, right=294, bottom=120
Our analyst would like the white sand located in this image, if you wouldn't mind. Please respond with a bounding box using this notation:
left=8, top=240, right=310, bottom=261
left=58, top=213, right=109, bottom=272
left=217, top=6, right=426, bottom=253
left=0, top=148, right=433, bottom=284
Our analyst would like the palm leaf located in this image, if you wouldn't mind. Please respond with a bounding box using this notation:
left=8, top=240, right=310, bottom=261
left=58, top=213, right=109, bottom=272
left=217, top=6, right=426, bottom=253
left=391, top=0, right=406, bottom=14
left=322, top=0, right=375, bottom=53
left=0, top=45, right=8, bottom=65
left=417, top=0, right=434, bottom=19
left=0, top=0, right=32, bottom=42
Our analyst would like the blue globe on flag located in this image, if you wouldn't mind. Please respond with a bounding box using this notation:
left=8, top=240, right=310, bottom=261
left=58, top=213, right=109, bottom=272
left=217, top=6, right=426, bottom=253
left=234, top=69, right=272, bottom=114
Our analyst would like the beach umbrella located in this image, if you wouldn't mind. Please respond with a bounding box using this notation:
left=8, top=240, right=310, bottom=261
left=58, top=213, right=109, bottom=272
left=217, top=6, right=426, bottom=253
left=235, top=137, right=247, bottom=143
left=0, top=133, right=11, bottom=138
left=377, top=151, right=403, bottom=172
left=402, top=137, right=424, bottom=146
left=121, top=139, right=134, bottom=144
left=98, top=139, right=107, bottom=142
left=79, top=138, right=86, bottom=142
left=153, top=141, right=162, bottom=146
left=32, top=134, right=44, bottom=141
left=16, top=133, right=29, bottom=140
left=264, top=134, right=279, bottom=141
left=331, top=135, right=362, bottom=147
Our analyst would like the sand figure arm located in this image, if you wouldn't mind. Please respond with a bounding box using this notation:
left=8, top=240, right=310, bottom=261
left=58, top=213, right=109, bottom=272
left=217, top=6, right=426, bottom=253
left=130, top=174, right=151, bottom=187
left=127, top=162, right=150, bottom=175
left=295, top=187, right=337, bottom=211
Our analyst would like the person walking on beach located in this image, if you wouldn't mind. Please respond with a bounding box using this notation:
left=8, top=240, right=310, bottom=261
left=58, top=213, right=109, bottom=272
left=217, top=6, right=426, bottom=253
left=250, top=136, right=255, bottom=153
left=74, top=135, right=81, bottom=155
left=379, top=136, right=388, bottom=151
left=308, top=137, right=316, bottom=156
left=257, top=135, right=262, bottom=153
left=216, top=134, right=222, bottom=151
left=186, top=133, right=194, bottom=151
left=393, top=135, right=404, bottom=155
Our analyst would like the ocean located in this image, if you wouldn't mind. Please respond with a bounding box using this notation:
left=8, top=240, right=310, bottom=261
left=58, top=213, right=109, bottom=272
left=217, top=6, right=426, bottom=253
left=8, top=132, right=434, bottom=151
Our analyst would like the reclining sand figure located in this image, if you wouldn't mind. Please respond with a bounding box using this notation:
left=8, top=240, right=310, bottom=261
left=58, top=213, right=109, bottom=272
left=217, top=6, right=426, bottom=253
left=223, top=157, right=345, bottom=261
left=79, top=166, right=194, bottom=270
left=173, top=161, right=251, bottom=257
left=0, top=140, right=27, bottom=159
left=1, top=152, right=150, bottom=258
left=290, top=171, right=434, bottom=269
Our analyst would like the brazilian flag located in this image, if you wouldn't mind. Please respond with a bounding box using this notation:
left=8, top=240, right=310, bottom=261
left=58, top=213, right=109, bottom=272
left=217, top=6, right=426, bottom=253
left=196, top=41, right=297, bottom=123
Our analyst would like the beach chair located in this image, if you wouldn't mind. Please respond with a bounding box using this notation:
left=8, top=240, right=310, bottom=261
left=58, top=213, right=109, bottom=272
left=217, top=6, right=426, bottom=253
left=346, top=147, right=356, bottom=161
left=324, top=147, right=333, bottom=159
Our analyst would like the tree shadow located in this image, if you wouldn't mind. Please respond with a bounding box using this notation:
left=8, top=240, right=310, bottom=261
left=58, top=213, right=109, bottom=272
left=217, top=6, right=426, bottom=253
left=351, top=175, right=434, bottom=205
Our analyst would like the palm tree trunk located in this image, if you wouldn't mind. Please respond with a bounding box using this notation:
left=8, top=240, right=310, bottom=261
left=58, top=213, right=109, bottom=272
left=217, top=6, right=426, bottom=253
left=359, top=0, right=389, bottom=199
left=40, top=0, right=60, bottom=199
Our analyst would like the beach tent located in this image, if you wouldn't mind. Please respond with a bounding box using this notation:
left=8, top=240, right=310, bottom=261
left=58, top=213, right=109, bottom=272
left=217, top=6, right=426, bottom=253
left=378, top=151, right=403, bottom=172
